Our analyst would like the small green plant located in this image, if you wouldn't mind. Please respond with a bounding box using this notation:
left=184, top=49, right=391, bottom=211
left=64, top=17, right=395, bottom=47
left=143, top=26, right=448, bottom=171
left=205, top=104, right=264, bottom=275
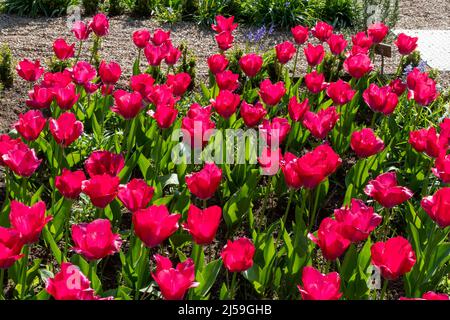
left=3, top=0, right=72, bottom=17
left=82, top=0, right=100, bottom=15
left=155, top=0, right=183, bottom=24
left=106, top=0, right=125, bottom=15
left=176, top=42, right=197, bottom=90
left=194, top=0, right=230, bottom=26
left=131, top=0, right=154, bottom=17
left=310, top=0, right=360, bottom=29
left=0, top=44, right=14, bottom=89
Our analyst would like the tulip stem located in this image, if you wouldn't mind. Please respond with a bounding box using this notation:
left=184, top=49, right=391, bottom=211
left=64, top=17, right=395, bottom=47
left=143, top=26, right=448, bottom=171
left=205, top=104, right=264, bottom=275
left=230, top=272, right=238, bottom=299
left=379, top=279, right=389, bottom=300
left=89, top=260, right=97, bottom=283
left=292, top=45, right=300, bottom=78
left=75, top=41, right=83, bottom=63
left=278, top=189, right=295, bottom=242
left=19, top=245, right=29, bottom=299
left=0, top=269, right=4, bottom=300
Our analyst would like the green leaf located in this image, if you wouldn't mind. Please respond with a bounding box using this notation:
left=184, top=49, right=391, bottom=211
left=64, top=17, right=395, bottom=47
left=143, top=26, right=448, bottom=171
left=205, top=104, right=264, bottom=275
left=194, top=259, right=222, bottom=297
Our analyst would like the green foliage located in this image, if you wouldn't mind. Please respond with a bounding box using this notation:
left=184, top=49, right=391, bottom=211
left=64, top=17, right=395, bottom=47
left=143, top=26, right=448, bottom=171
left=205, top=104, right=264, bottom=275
left=82, top=0, right=99, bottom=15
left=176, top=41, right=197, bottom=90
left=356, top=0, right=399, bottom=29
left=131, top=0, right=154, bottom=17
left=0, top=44, right=14, bottom=89
left=310, top=0, right=360, bottom=29
left=194, top=0, right=230, bottom=26
left=106, top=0, right=126, bottom=15
left=155, top=0, right=184, bottom=24
left=3, top=0, right=72, bottom=17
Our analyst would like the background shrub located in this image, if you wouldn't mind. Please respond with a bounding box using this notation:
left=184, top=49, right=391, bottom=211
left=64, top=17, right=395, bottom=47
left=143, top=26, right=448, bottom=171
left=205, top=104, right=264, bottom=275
left=131, top=0, right=154, bottom=17
left=82, top=0, right=100, bottom=15
left=0, top=44, right=14, bottom=89
left=194, top=0, right=230, bottom=26
left=2, top=0, right=72, bottom=17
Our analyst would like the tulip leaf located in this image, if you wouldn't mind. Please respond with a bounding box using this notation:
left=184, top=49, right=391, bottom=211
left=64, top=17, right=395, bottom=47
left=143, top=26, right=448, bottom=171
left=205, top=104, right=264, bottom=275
left=159, top=173, right=179, bottom=189
left=42, top=226, right=62, bottom=265
left=194, top=259, right=222, bottom=297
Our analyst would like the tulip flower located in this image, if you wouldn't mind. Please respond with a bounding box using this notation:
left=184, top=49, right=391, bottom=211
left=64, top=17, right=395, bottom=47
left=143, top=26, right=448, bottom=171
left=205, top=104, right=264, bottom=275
left=212, top=15, right=238, bottom=33
left=185, top=163, right=222, bottom=200
left=291, top=25, right=309, bottom=44
left=326, top=80, right=355, bottom=105
left=304, top=43, right=325, bottom=66
left=14, top=110, right=46, bottom=141
left=371, top=236, right=416, bottom=280
left=421, top=187, right=450, bottom=228
left=408, top=127, right=444, bottom=158
left=389, top=78, right=407, bottom=96
left=351, top=32, right=373, bottom=50
left=211, top=90, right=240, bottom=119
left=83, top=82, right=99, bottom=94
left=288, top=97, right=310, bottom=122
left=400, top=292, right=449, bottom=300
left=16, top=59, right=44, bottom=82
left=406, top=68, right=429, bottom=90
left=302, top=106, right=339, bottom=140
left=181, top=105, right=216, bottom=149
left=281, top=152, right=302, bottom=189
left=259, top=118, right=291, bottom=146
left=152, top=255, right=198, bottom=300
left=144, top=44, right=168, bottom=66
left=26, top=85, right=54, bottom=109
left=363, top=83, right=398, bottom=115
left=81, top=174, right=120, bottom=208
left=118, top=178, right=154, bottom=212
left=41, top=70, right=73, bottom=89
left=239, top=53, right=263, bottom=77
left=309, top=217, right=351, bottom=260
left=305, top=71, right=327, bottom=94
left=0, top=227, right=24, bottom=269
left=311, top=21, right=333, bottom=42
left=259, top=79, right=286, bottom=106
left=215, top=31, right=234, bottom=51
left=148, top=84, right=179, bottom=109
left=151, top=29, right=171, bottom=46
left=0, top=135, right=24, bottom=164
left=368, top=23, right=389, bottom=44
left=53, top=38, right=75, bottom=60
left=72, top=61, right=96, bottom=85
left=258, top=146, right=282, bottom=176
left=221, top=237, right=255, bottom=272
left=343, top=53, right=373, bottom=78
left=71, top=21, right=91, bottom=41
left=49, top=112, right=84, bottom=147
left=130, top=73, right=155, bottom=98
left=394, top=33, right=418, bottom=55
left=132, top=205, right=181, bottom=247
left=216, top=70, right=239, bottom=92
left=111, top=90, right=143, bottom=119
left=410, top=78, right=438, bottom=106
left=240, top=101, right=267, bottom=127
left=432, top=154, right=450, bottom=183
left=334, top=199, right=382, bottom=242
left=71, top=219, right=122, bottom=261
left=165, top=44, right=182, bottom=65
left=99, top=61, right=121, bottom=85
left=275, top=41, right=297, bottom=64
left=297, top=266, right=342, bottom=300
left=55, top=83, right=80, bottom=110
left=350, top=128, right=385, bottom=158
left=132, top=29, right=151, bottom=48
left=55, top=169, right=86, bottom=199
left=152, top=105, right=178, bottom=129
left=167, top=72, right=191, bottom=96
left=2, top=143, right=41, bottom=177
left=85, top=150, right=125, bottom=177
left=183, top=204, right=222, bottom=245
left=364, top=172, right=413, bottom=208
left=9, top=200, right=51, bottom=244
left=89, top=13, right=109, bottom=37
left=327, top=34, right=348, bottom=55
left=207, top=54, right=229, bottom=74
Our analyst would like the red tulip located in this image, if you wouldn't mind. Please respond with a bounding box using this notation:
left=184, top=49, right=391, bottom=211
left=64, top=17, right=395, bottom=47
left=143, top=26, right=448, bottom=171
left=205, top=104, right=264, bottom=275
left=389, top=78, right=407, bottom=96
left=432, top=154, right=450, bottom=183
left=240, top=101, right=267, bottom=127
left=71, top=21, right=91, bottom=41
left=85, top=150, right=124, bottom=177
left=304, top=43, right=325, bottom=66
left=258, top=146, right=282, bottom=176
left=221, top=237, right=255, bottom=272
left=181, top=105, right=216, bottom=148
left=14, top=110, right=46, bottom=141
left=364, top=172, right=414, bottom=208
left=144, top=44, right=168, bottom=67
left=165, top=44, right=182, bottom=65
left=152, top=255, right=198, bottom=300
left=133, top=205, right=181, bottom=247
left=288, top=97, right=310, bottom=122
left=212, top=15, right=238, bottom=33
left=291, top=25, right=309, bottom=44
left=351, top=32, right=373, bottom=50
left=367, top=23, right=389, bottom=44
left=309, top=217, right=351, bottom=260
left=281, top=152, right=302, bottom=189
left=83, top=82, right=99, bottom=94
left=363, top=83, right=398, bottom=115
left=0, top=227, right=24, bottom=269
left=2, top=143, right=41, bottom=177
left=118, top=178, right=154, bottom=212
left=89, top=13, right=109, bottom=37
left=207, top=54, right=229, bottom=74
left=56, top=169, right=86, bottom=199
left=239, top=53, right=263, bottom=77
left=421, top=187, right=450, bottom=228
left=111, top=90, right=143, bottom=119
left=148, top=84, right=179, bottom=109
left=327, top=34, right=348, bottom=55
left=275, top=41, right=297, bottom=64
left=211, top=90, right=240, bottom=119
left=350, top=128, right=385, bottom=158
left=151, top=29, right=171, bottom=46
left=400, top=292, right=449, bottom=300
left=152, top=105, right=178, bottom=129
left=216, top=70, right=239, bottom=92
left=81, top=174, right=120, bottom=208
left=259, top=79, right=286, bottom=106
left=215, top=31, right=234, bottom=51
left=132, top=29, right=151, bottom=48
left=9, top=200, right=51, bottom=244
left=0, top=135, right=24, bottom=165
left=49, top=112, right=83, bottom=147
left=41, top=70, right=72, bottom=89
left=326, top=80, right=355, bottom=105
left=26, top=85, right=54, bottom=109
left=72, top=61, right=96, bottom=85
left=312, top=21, right=333, bottom=42
left=371, top=236, right=416, bottom=280
left=55, top=83, right=80, bottom=110
left=408, top=127, right=444, bottom=158
left=259, top=118, right=291, bottom=146
left=99, top=61, right=121, bottom=85
left=16, top=59, right=44, bottom=82
left=334, top=199, right=382, bottom=242
left=53, top=38, right=75, bottom=60
left=165, top=73, right=191, bottom=96
left=305, top=71, right=327, bottom=94
left=297, top=266, right=342, bottom=300
left=186, top=163, right=222, bottom=200
left=406, top=68, right=429, bottom=91
left=72, top=219, right=122, bottom=261
left=183, top=204, right=222, bottom=245
left=394, top=33, right=418, bottom=55
left=410, top=78, right=438, bottom=106
left=302, top=106, right=339, bottom=140
left=130, top=73, right=154, bottom=98
left=343, top=53, right=373, bottom=78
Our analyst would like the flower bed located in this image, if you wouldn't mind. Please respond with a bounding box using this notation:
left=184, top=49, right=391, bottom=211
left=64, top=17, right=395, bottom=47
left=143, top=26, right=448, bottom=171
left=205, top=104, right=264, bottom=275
left=0, top=14, right=449, bottom=300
